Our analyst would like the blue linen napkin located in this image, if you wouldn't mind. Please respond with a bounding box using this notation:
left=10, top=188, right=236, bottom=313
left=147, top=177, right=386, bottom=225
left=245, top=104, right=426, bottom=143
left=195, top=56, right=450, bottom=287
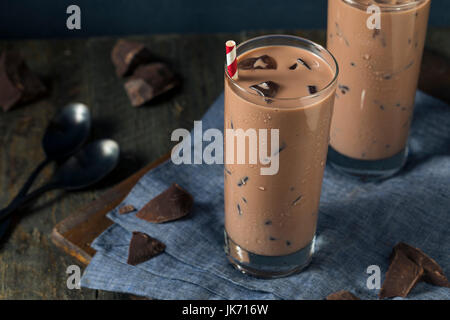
left=81, top=91, right=450, bottom=300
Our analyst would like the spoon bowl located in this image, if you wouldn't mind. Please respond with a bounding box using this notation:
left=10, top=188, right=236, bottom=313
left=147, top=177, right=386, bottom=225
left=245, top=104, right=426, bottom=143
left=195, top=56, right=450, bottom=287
left=43, top=102, right=91, bottom=161
left=54, top=139, right=120, bottom=190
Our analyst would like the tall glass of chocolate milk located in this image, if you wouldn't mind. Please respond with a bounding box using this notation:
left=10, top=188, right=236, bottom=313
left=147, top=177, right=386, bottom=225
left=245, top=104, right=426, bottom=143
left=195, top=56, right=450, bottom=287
left=327, top=0, right=431, bottom=179
left=224, top=35, right=338, bottom=278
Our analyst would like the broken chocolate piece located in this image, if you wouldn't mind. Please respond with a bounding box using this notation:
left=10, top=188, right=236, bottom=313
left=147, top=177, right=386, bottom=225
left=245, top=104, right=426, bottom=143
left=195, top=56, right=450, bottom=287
left=127, top=231, right=165, bottom=266
left=394, top=242, right=449, bottom=288
left=111, top=39, right=153, bottom=77
left=0, top=50, right=46, bottom=112
left=379, top=249, right=424, bottom=299
left=136, top=183, right=193, bottom=223
left=308, top=85, right=318, bottom=95
left=124, top=62, right=178, bottom=107
left=326, top=290, right=360, bottom=300
left=238, top=55, right=277, bottom=70
left=297, top=58, right=311, bottom=70
left=119, top=204, right=136, bottom=215
left=250, top=81, right=280, bottom=98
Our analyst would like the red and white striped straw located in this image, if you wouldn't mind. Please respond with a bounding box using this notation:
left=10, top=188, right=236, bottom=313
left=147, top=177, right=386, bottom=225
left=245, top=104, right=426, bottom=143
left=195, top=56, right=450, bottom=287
left=226, top=40, right=238, bottom=80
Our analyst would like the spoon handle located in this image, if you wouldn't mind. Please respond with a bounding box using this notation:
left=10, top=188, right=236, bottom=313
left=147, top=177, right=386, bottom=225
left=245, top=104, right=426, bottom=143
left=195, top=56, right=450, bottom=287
left=0, top=158, right=50, bottom=240
left=16, top=158, right=51, bottom=199
left=0, top=183, right=58, bottom=223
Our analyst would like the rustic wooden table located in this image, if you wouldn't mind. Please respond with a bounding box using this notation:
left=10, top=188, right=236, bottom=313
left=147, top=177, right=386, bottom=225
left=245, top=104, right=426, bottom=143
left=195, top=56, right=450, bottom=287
left=0, top=29, right=449, bottom=299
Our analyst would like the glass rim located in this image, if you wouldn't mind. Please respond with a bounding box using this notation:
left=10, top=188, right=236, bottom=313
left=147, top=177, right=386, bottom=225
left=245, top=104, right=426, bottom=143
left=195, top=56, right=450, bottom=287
left=342, top=0, right=429, bottom=12
left=224, top=34, right=339, bottom=103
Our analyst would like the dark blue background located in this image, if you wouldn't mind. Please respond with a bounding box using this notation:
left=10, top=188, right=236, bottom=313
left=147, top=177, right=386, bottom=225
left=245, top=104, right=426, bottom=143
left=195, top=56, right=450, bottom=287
left=0, top=0, right=448, bottom=39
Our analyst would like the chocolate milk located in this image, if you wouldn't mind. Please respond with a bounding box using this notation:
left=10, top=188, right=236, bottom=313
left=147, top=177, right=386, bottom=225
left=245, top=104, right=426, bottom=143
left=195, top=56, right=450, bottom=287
left=224, top=36, right=338, bottom=276
left=327, top=0, right=431, bottom=161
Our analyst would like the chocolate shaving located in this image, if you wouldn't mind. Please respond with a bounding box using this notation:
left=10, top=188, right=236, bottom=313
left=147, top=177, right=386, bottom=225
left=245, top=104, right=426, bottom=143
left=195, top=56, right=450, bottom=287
left=124, top=62, right=179, bottom=107
left=326, top=291, right=360, bottom=300
left=119, top=204, right=136, bottom=215
left=238, top=55, right=277, bottom=70
left=292, top=195, right=302, bottom=206
left=297, top=58, right=311, bottom=70
left=250, top=81, right=280, bottom=99
left=339, top=84, right=349, bottom=94
left=136, top=183, right=193, bottom=223
left=0, top=50, right=46, bottom=112
left=127, top=231, right=165, bottom=266
left=111, top=39, right=153, bottom=77
left=237, top=176, right=249, bottom=187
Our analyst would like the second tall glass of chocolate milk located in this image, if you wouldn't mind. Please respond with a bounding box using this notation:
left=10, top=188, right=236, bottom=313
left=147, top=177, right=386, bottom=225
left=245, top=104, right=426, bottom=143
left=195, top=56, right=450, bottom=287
left=224, top=35, right=338, bottom=278
left=327, top=0, right=431, bottom=179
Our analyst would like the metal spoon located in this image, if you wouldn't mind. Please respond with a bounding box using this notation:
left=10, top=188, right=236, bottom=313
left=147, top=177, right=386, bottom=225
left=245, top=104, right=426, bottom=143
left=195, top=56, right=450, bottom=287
left=0, top=140, right=120, bottom=223
left=0, top=103, right=91, bottom=239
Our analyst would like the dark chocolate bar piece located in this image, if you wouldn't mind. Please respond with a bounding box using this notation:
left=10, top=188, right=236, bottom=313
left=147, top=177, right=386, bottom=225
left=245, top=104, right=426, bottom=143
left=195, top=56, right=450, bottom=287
left=393, top=242, right=449, bottom=288
left=124, top=62, right=178, bottom=107
left=379, top=249, right=424, bottom=299
left=111, top=39, right=153, bottom=77
left=136, top=183, right=193, bottom=223
left=326, top=290, right=360, bottom=300
left=0, top=50, right=46, bottom=112
left=127, top=231, right=166, bottom=266
left=119, top=204, right=136, bottom=215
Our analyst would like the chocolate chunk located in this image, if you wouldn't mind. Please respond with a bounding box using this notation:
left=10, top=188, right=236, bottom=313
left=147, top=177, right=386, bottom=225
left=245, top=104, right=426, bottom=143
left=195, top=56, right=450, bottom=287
left=237, top=204, right=242, bottom=216
left=351, top=62, right=356, bottom=67
left=242, top=197, right=247, bottom=203
left=119, top=204, right=136, bottom=215
left=265, top=220, right=272, bottom=226
left=269, top=237, right=277, bottom=241
left=297, top=58, right=311, bottom=70
left=111, top=39, right=153, bottom=77
left=136, top=183, right=193, bottom=223
left=127, top=231, right=165, bottom=266
left=0, top=50, right=46, bottom=112
left=250, top=81, right=280, bottom=99
left=124, top=62, right=179, bottom=107
left=286, top=241, right=291, bottom=246
left=394, top=242, right=449, bottom=288
left=308, top=85, right=318, bottom=95
left=289, top=63, right=297, bottom=70
left=326, top=291, right=360, bottom=300
left=379, top=249, right=424, bottom=299
left=238, top=55, right=277, bottom=70
left=224, top=167, right=232, bottom=175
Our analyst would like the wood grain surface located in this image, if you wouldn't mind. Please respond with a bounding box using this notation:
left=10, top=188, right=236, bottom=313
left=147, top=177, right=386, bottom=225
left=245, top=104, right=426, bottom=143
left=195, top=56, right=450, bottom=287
left=0, top=29, right=449, bottom=299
